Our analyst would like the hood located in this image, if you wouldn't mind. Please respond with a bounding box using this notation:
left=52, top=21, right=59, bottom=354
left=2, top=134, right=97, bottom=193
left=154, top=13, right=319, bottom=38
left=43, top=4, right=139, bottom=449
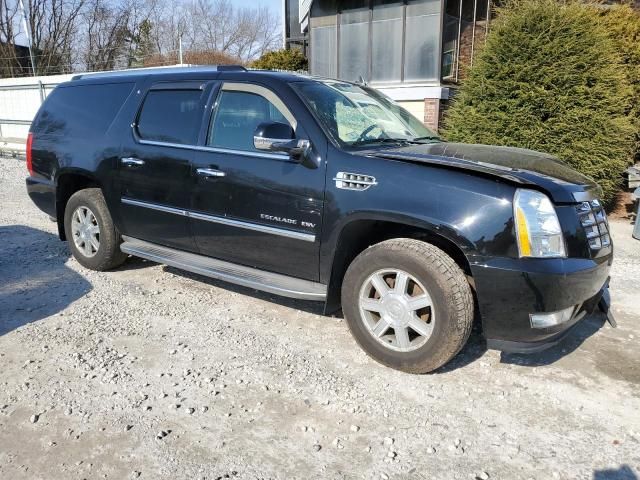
left=369, top=142, right=599, bottom=203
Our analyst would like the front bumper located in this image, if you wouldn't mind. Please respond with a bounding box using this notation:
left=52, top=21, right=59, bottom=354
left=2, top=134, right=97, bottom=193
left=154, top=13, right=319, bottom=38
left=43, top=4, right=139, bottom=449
left=470, top=255, right=612, bottom=353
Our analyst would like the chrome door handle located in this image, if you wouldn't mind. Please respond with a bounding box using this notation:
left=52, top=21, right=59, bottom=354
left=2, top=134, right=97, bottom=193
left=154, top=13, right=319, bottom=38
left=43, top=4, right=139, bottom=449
left=121, top=157, right=145, bottom=166
left=196, top=167, right=226, bottom=178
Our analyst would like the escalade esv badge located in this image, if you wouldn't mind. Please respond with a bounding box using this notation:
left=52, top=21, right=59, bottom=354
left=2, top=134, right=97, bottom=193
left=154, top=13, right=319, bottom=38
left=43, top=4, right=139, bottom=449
left=260, top=214, right=298, bottom=225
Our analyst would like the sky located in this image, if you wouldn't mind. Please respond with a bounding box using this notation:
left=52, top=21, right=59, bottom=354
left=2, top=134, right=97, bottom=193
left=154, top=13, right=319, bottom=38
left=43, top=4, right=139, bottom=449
left=13, top=0, right=285, bottom=47
left=245, top=0, right=282, bottom=14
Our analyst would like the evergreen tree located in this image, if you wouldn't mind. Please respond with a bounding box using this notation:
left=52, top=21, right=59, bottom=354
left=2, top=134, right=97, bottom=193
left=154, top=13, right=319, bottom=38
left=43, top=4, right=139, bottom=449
left=443, top=0, right=634, bottom=204
left=129, top=19, right=156, bottom=68
left=596, top=4, right=640, bottom=162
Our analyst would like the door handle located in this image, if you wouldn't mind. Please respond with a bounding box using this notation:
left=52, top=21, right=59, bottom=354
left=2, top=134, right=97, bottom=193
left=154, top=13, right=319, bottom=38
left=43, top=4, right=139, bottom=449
left=121, top=157, right=145, bottom=167
left=196, top=167, right=226, bottom=178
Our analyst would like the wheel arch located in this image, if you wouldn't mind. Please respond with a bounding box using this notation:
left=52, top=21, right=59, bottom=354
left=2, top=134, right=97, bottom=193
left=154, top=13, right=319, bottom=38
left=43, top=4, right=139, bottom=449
left=323, top=214, right=474, bottom=315
left=55, top=170, right=102, bottom=240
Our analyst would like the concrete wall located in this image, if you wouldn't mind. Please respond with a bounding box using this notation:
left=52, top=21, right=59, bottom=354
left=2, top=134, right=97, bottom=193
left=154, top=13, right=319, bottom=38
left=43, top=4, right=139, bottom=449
left=397, top=100, right=426, bottom=124
left=378, top=84, right=449, bottom=131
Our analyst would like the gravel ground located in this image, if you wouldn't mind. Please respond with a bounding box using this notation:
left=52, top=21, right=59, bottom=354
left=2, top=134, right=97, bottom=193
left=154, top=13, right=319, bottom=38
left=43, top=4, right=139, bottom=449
left=1, top=154, right=639, bottom=480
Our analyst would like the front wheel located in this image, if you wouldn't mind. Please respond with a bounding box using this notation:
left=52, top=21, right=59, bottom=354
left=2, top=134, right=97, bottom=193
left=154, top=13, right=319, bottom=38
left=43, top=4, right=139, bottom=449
left=64, top=188, right=128, bottom=271
left=341, top=238, right=473, bottom=373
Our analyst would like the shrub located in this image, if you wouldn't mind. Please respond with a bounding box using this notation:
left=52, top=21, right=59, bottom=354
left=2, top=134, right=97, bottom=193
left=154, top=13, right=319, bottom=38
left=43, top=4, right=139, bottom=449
left=442, top=0, right=635, bottom=204
left=595, top=4, right=640, bottom=162
left=144, top=50, right=241, bottom=67
left=251, top=48, right=308, bottom=72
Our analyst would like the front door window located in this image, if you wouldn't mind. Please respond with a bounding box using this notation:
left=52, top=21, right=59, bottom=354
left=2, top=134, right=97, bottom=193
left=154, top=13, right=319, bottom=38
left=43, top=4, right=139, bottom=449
left=207, top=84, right=296, bottom=153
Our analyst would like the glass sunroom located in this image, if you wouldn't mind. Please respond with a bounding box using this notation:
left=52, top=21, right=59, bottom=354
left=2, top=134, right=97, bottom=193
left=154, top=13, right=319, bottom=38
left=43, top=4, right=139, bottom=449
left=285, top=0, right=491, bottom=129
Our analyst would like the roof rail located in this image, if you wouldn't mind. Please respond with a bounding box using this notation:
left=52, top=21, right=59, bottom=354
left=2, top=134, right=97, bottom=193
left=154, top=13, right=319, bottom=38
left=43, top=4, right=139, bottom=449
left=70, top=64, right=248, bottom=81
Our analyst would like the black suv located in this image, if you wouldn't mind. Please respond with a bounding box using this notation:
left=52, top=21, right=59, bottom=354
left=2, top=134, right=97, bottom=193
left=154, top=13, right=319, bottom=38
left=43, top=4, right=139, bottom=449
left=25, top=66, right=613, bottom=373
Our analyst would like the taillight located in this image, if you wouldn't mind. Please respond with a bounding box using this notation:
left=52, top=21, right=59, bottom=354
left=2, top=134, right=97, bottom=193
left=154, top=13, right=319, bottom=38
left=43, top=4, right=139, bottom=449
left=26, top=132, right=34, bottom=176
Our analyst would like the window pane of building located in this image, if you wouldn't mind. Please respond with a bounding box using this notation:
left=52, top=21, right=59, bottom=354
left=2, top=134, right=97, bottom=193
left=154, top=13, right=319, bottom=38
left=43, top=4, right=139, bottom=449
left=285, top=0, right=302, bottom=41
left=404, top=0, right=441, bottom=81
left=311, top=24, right=337, bottom=78
left=338, top=7, right=370, bottom=82
left=371, top=3, right=403, bottom=82
left=441, top=0, right=460, bottom=80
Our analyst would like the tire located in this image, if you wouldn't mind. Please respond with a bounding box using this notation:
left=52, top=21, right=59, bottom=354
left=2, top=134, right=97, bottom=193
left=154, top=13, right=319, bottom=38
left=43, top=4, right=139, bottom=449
left=341, top=238, right=473, bottom=373
left=63, top=188, right=128, bottom=271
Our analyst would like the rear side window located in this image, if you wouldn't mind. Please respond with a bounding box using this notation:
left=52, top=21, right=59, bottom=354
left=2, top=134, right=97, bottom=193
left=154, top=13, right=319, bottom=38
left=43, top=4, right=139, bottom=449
left=137, top=89, right=203, bottom=145
left=33, top=82, right=133, bottom=137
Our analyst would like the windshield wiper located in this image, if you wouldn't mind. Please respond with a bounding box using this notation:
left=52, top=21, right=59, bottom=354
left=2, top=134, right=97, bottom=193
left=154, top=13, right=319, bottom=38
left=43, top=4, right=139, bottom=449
left=411, top=135, right=441, bottom=142
left=351, top=137, right=412, bottom=147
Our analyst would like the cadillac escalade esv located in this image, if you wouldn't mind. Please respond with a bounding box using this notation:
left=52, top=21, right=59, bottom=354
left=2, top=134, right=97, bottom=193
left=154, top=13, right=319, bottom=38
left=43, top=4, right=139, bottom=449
left=25, top=66, right=614, bottom=373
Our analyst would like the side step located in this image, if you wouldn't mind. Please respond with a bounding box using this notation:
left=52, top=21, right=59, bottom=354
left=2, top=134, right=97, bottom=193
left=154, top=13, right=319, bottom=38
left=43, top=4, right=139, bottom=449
left=120, top=236, right=327, bottom=301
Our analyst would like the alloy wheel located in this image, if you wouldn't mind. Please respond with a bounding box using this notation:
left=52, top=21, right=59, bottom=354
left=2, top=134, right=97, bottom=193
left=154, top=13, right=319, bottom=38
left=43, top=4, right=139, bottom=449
left=358, top=269, right=435, bottom=352
left=71, top=206, right=100, bottom=258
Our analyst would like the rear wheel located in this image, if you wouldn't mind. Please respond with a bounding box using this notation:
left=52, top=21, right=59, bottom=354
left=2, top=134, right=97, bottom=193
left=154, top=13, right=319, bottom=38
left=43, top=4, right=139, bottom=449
left=341, top=238, right=473, bottom=373
left=64, top=188, right=127, bottom=271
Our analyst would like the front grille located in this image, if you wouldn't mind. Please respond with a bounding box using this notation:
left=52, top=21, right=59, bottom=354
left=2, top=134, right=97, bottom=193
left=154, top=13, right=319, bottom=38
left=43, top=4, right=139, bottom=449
left=576, top=199, right=610, bottom=250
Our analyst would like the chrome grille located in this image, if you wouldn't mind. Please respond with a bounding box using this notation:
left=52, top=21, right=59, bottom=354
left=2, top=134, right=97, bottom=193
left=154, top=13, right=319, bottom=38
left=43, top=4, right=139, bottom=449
left=577, top=199, right=610, bottom=250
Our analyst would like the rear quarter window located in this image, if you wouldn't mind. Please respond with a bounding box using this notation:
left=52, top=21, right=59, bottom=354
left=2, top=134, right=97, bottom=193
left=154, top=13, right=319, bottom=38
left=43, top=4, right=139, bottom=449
left=32, top=82, right=134, bottom=138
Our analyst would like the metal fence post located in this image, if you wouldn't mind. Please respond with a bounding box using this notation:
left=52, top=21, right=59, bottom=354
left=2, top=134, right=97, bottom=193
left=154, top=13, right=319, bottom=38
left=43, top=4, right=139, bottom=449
left=633, top=187, right=640, bottom=240
left=38, top=80, right=45, bottom=103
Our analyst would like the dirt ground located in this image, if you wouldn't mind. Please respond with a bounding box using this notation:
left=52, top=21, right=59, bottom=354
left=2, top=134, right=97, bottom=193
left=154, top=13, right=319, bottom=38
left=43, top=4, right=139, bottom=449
left=1, top=155, right=639, bottom=480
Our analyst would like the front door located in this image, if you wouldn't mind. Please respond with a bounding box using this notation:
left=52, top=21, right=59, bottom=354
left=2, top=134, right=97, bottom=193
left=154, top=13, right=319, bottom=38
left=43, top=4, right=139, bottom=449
left=190, top=82, right=324, bottom=281
left=117, top=81, right=211, bottom=251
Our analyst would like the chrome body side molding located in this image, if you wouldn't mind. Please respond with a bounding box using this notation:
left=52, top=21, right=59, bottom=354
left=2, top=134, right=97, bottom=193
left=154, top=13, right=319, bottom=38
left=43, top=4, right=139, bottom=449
left=134, top=136, right=290, bottom=161
left=121, top=197, right=316, bottom=242
left=120, top=236, right=327, bottom=301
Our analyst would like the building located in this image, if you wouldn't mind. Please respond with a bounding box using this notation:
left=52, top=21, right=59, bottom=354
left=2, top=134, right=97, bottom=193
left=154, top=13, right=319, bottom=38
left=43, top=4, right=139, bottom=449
left=283, top=0, right=491, bottom=130
left=0, top=42, right=34, bottom=78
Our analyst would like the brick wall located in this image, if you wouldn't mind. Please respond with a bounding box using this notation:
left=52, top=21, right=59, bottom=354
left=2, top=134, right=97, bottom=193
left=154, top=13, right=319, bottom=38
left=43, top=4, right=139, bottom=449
left=423, top=98, right=441, bottom=131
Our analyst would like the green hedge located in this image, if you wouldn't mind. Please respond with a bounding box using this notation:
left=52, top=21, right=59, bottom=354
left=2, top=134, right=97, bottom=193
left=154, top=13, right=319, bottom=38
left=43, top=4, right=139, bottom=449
left=596, top=4, right=640, bottom=163
left=443, top=0, right=635, bottom=204
left=251, top=49, right=308, bottom=72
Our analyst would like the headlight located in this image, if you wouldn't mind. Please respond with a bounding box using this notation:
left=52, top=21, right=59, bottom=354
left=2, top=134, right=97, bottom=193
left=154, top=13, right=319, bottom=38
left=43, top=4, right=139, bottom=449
left=514, top=189, right=566, bottom=258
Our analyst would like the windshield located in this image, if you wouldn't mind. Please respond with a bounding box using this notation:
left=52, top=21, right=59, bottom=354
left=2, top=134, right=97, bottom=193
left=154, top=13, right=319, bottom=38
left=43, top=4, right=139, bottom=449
left=292, top=80, right=440, bottom=147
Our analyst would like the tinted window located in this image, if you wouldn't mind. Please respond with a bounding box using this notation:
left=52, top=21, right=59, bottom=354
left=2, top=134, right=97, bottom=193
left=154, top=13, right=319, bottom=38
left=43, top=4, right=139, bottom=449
left=208, top=90, right=291, bottom=152
left=137, top=89, right=203, bottom=144
left=33, top=82, right=133, bottom=137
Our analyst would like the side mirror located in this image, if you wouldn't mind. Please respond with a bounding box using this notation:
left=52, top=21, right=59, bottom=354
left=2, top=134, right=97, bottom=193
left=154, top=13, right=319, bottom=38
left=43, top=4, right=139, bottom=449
left=253, top=121, right=294, bottom=151
left=253, top=122, right=316, bottom=168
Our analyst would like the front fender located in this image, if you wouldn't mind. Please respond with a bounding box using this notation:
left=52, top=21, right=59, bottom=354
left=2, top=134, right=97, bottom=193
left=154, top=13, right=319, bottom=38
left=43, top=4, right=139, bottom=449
left=319, top=148, right=520, bottom=313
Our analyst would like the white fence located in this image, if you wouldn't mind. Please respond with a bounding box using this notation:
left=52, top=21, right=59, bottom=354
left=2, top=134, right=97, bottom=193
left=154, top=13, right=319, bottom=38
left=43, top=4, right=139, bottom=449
left=0, top=73, right=75, bottom=154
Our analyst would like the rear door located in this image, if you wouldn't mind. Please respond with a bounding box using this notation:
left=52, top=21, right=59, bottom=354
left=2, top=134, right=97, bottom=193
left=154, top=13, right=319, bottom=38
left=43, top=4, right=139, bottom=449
left=117, top=80, right=212, bottom=251
left=190, top=81, right=325, bottom=281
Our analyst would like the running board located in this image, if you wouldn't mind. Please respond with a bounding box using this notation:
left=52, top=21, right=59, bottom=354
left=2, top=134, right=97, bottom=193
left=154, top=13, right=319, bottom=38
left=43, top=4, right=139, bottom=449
left=120, top=236, right=327, bottom=301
